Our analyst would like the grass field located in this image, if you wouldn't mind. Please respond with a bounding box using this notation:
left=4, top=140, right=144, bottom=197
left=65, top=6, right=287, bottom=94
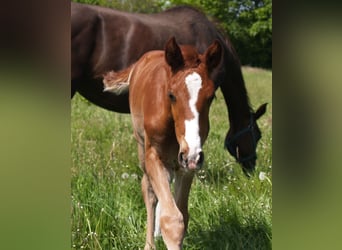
left=71, top=67, right=272, bottom=249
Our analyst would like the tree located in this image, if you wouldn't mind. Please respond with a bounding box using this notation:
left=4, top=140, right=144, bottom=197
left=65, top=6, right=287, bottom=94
left=228, top=0, right=272, bottom=68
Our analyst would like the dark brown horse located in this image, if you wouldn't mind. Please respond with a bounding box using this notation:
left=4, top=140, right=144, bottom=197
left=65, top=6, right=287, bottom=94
left=71, top=2, right=267, bottom=174
left=103, top=37, right=222, bottom=250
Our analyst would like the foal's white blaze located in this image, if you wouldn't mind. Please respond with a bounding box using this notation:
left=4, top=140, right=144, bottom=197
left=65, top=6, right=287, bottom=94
left=184, top=72, right=202, bottom=157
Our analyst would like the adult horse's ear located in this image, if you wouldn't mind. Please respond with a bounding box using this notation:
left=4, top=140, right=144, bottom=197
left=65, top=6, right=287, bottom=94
left=205, top=40, right=222, bottom=73
left=165, top=37, right=184, bottom=73
left=255, top=103, right=267, bottom=120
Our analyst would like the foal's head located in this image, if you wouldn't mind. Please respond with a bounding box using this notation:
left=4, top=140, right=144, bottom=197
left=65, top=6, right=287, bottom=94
left=164, top=37, right=222, bottom=171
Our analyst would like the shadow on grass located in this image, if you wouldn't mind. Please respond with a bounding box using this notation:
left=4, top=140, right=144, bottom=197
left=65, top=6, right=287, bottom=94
left=185, top=211, right=271, bottom=250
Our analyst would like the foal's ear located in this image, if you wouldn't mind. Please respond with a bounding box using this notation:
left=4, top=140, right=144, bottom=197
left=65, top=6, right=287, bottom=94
left=165, top=37, right=184, bottom=73
left=254, top=103, right=267, bottom=120
left=205, top=40, right=222, bottom=73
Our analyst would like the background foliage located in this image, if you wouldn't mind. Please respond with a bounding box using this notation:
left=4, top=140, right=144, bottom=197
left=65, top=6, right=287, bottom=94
left=72, top=0, right=272, bottom=68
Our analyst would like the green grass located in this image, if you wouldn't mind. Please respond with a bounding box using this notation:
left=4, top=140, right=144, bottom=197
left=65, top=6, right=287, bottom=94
left=71, top=67, right=272, bottom=249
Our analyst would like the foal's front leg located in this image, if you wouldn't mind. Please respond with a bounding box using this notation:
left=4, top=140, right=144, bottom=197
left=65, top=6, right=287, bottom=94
left=145, top=147, right=185, bottom=250
left=141, top=174, right=157, bottom=250
left=174, top=171, right=195, bottom=234
left=137, top=142, right=158, bottom=250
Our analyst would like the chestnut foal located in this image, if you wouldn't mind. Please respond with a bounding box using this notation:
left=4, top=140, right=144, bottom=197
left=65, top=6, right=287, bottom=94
left=103, top=37, right=222, bottom=249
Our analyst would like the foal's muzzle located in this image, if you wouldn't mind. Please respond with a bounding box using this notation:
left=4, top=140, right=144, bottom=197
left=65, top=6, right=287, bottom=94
left=178, top=151, right=204, bottom=170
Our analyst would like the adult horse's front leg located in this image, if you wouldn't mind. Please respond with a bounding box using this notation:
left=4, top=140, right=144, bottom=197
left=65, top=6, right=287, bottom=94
left=174, top=171, right=195, bottom=234
left=145, top=147, right=185, bottom=250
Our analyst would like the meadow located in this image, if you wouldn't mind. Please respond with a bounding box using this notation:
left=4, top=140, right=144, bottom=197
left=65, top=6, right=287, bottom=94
left=71, top=67, right=272, bottom=249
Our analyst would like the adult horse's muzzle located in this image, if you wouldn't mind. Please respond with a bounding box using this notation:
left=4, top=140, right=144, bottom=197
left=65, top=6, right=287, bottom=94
left=235, top=145, right=256, bottom=177
left=236, top=147, right=257, bottom=177
left=178, top=151, right=204, bottom=171
left=240, top=158, right=256, bottom=177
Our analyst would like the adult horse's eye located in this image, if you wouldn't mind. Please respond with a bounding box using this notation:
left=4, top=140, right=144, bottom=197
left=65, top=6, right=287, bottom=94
left=168, top=92, right=176, bottom=102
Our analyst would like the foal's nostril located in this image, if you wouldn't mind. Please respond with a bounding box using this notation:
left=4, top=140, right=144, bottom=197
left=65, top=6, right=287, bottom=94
left=178, top=152, right=186, bottom=165
left=197, top=151, right=204, bottom=165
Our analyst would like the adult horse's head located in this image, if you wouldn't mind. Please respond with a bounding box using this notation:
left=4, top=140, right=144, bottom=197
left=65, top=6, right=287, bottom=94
left=225, top=103, right=267, bottom=176
left=165, top=37, right=222, bottom=171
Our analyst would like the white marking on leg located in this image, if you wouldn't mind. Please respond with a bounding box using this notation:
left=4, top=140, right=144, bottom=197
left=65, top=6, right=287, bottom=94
left=184, top=72, right=202, bottom=156
left=154, top=201, right=161, bottom=238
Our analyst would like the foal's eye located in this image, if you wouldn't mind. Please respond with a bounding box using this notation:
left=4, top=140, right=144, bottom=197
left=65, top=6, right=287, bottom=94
left=168, top=92, right=176, bottom=102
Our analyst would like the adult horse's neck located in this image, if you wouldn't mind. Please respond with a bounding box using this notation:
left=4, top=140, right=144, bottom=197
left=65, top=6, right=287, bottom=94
left=219, top=43, right=252, bottom=130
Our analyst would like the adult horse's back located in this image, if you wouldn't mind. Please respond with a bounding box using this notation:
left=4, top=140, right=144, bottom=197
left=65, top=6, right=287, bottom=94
left=72, top=3, right=215, bottom=112
left=71, top=2, right=267, bottom=173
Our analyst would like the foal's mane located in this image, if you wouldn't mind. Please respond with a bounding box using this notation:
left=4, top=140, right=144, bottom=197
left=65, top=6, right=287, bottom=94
left=103, top=64, right=135, bottom=94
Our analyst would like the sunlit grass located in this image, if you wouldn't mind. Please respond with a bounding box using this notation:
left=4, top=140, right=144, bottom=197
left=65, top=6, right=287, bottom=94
left=71, top=67, right=272, bottom=249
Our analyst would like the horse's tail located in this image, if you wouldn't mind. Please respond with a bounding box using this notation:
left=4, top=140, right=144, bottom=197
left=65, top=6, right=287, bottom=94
left=102, top=64, right=135, bottom=95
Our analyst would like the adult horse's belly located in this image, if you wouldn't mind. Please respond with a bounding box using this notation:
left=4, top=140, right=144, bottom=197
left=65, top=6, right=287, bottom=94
left=76, top=79, right=130, bottom=113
